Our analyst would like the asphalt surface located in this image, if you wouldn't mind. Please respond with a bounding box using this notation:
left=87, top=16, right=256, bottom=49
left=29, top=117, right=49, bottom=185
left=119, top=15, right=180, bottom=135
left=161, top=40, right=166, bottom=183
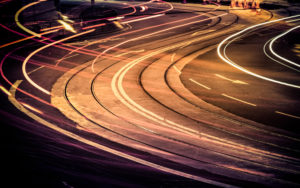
left=0, top=0, right=300, bottom=187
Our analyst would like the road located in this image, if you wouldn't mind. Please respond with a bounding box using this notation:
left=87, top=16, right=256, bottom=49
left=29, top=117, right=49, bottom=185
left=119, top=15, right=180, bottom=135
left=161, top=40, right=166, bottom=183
left=0, top=0, right=299, bottom=187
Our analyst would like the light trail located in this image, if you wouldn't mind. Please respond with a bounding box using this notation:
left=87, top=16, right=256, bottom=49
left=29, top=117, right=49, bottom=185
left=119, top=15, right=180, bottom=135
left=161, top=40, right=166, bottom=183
left=222, top=93, right=256, bottom=107
left=122, top=14, right=165, bottom=24
left=0, top=85, right=11, bottom=96
left=57, top=20, right=76, bottom=33
left=9, top=80, right=234, bottom=188
left=92, top=12, right=228, bottom=72
left=20, top=102, right=43, bottom=114
left=0, top=29, right=59, bottom=49
left=189, top=78, right=211, bottom=90
left=263, top=38, right=300, bottom=73
left=269, top=25, right=300, bottom=68
left=22, top=29, right=95, bottom=95
left=217, top=15, right=300, bottom=89
left=14, top=0, right=46, bottom=38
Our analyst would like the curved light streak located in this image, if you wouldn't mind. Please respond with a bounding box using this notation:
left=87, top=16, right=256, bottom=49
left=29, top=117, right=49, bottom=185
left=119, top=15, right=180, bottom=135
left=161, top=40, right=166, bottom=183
left=92, top=12, right=228, bottom=72
left=269, top=25, right=300, bottom=68
left=217, top=15, right=300, bottom=89
left=263, top=38, right=300, bottom=73
left=15, top=0, right=46, bottom=38
left=9, top=80, right=234, bottom=188
left=22, top=29, right=95, bottom=95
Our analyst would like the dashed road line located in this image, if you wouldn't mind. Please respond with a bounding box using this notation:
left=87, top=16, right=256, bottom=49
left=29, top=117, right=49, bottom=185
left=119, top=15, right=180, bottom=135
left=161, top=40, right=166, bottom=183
left=222, top=93, right=256, bottom=107
left=275, top=111, right=300, bottom=119
left=189, top=78, right=211, bottom=90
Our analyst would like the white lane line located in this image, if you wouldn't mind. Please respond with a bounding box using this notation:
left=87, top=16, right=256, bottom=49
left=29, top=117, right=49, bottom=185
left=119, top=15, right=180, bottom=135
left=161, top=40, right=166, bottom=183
left=173, top=65, right=181, bottom=74
left=189, top=78, right=211, bottom=90
left=215, top=74, right=248, bottom=85
left=217, top=14, right=300, bottom=89
left=171, top=53, right=176, bottom=62
left=275, top=111, right=300, bottom=119
left=222, top=93, right=256, bottom=107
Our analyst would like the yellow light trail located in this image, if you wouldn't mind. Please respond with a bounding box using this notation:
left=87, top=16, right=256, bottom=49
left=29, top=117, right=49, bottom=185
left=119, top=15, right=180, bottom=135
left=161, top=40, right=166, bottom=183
left=58, top=20, right=77, bottom=33
left=22, top=29, right=95, bottom=95
left=0, top=85, right=11, bottom=96
left=222, top=93, right=256, bottom=107
left=15, top=0, right=46, bottom=38
left=8, top=80, right=234, bottom=188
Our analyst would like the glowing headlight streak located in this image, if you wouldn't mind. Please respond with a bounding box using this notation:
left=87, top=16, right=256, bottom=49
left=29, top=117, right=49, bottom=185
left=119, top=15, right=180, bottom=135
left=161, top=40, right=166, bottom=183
left=140, top=6, right=148, bottom=12
left=22, top=29, right=95, bottom=95
left=15, top=0, right=46, bottom=38
left=0, top=23, right=98, bottom=57
left=0, top=29, right=59, bottom=49
left=8, top=81, right=234, bottom=188
left=92, top=12, right=228, bottom=72
left=0, top=48, right=53, bottom=106
left=0, top=85, right=11, bottom=96
left=263, top=38, right=300, bottom=73
left=122, top=14, right=164, bottom=24
left=20, top=102, right=43, bottom=114
left=58, top=20, right=77, bottom=33
left=217, top=15, right=300, bottom=89
left=269, top=25, right=300, bottom=68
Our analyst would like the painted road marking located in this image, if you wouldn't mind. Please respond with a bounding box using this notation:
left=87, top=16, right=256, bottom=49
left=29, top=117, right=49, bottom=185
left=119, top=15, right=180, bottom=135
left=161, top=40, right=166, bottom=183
left=189, top=78, right=211, bottom=90
left=222, top=93, right=256, bottom=106
left=215, top=74, right=248, bottom=85
left=275, top=111, right=300, bottom=119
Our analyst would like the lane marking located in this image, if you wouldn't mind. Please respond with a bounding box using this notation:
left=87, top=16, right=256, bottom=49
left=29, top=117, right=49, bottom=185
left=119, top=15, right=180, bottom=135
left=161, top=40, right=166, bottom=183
left=222, top=93, right=256, bottom=107
left=171, top=53, right=176, bottom=62
left=275, top=111, right=300, bottom=119
left=8, top=80, right=234, bottom=188
left=189, top=78, right=211, bottom=90
left=215, top=74, right=248, bottom=85
left=217, top=14, right=300, bottom=89
left=173, top=65, right=181, bottom=74
left=286, top=19, right=300, bottom=23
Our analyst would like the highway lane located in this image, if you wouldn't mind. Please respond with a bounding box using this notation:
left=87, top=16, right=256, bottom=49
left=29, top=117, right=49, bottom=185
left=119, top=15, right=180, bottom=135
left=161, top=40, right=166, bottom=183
left=181, top=14, right=300, bottom=133
left=1, top=0, right=300, bottom=187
